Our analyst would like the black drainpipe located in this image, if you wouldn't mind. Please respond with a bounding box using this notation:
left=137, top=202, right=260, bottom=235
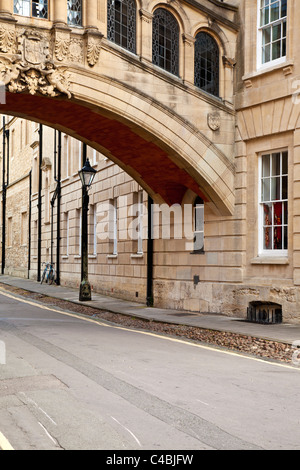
left=28, top=170, right=32, bottom=279
left=56, top=131, right=62, bottom=286
left=50, top=131, right=57, bottom=269
left=146, top=195, right=153, bottom=307
left=37, top=124, right=43, bottom=282
left=1, top=117, right=6, bottom=275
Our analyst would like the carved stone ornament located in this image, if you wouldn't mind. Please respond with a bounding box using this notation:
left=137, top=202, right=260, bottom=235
left=0, top=26, right=16, bottom=54
left=207, top=112, right=221, bottom=131
left=18, top=30, right=50, bottom=66
left=0, top=29, right=72, bottom=99
left=55, top=35, right=70, bottom=62
left=85, top=32, right=103, bottom=67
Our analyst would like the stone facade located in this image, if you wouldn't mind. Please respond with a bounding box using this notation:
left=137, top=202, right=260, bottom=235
left=0, top=0, right=300, bottom=323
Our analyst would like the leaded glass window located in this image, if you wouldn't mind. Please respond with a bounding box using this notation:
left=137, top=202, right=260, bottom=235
left=107, top=0, right=136, bottom=54
left=14, top=0, right=48, bottom=18
left=152, top=8, right=179, bottom=76
left=194, top=32, right=219, bottom=97
left=68, top=0, right=82, bottom=27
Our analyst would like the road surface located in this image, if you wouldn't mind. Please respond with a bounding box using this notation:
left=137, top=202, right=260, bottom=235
left=0, top=286, right=299, bottom=450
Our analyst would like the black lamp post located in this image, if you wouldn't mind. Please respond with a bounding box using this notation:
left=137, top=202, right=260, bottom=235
left=78, top=158, right=97, bottom=301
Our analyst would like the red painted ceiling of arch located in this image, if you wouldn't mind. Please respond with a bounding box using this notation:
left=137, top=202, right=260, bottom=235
left=0, top=93, right=207, bottom=205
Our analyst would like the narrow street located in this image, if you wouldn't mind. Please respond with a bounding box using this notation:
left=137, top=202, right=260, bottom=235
left=0, top=287, right=299, bottom=451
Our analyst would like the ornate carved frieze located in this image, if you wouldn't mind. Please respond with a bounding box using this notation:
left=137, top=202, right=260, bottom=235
left=0, top=29, right=72, bottom=98
left=0, top=21, right=104, bottom=96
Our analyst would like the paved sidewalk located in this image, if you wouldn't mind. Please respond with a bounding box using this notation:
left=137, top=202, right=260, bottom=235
left=1, top=274, right=300, bottom=345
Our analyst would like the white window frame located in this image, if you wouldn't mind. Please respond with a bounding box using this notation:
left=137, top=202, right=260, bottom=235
left=193, top=197, right=204, bottom=253
left=88, top=204, right=97, bottom=256
left=257, top=0, right=287, bottom=70
left=65, top=211, right=70, bottom=256
left=258, top=151, right=288, bottom=256
left=137, top=191, right=143, bottom=254
left=110, top=198, right=118, bottom=256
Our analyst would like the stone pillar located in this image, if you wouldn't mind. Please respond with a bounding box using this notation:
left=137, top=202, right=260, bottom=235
left=52, top=0, right=70, bottom=63
left=139, top=9, right=153, bottom=62
left=222, top=56, right=236, bottom=105
left=182, top=34, right=195, bottom=85
left=53, top=0, right=68, bottom=26
left=86, top=0, right=98, bottom=31
left=0, top=0, right=14, bottom=20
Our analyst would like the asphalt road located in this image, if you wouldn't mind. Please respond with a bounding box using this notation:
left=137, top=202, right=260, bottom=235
left=0, top=287, right=299, bottom=451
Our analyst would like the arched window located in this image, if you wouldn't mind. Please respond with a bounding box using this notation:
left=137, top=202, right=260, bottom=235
left=194, top=32, right=219, bottom=97
left=67, top=0, right=82, bottom=26
left=152, top=9, right=179, bottom=76
left=193, top=196, right=204, bottom=252
left=107, top=0, right=136, bottom=54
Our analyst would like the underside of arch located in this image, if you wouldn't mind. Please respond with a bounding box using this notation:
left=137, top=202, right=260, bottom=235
left=0, top=91, right=234, bottom=214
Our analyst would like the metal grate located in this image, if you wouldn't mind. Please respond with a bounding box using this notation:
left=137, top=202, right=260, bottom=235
left=247, top=302, right=282, bottom=324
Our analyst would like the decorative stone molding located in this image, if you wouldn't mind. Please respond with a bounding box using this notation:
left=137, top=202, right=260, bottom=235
left=69, top=37, right=84, bottom=64
left=283, top=65, right=293, bottom=76
left=54, top=31, right=70, bottom=62
left=0, top=29, right=72, bottom=98
left=41, top=157, right=52, bottom=171
left=0, top=57, right=72, bottom=98
left=207, top=112, right=221, bottom=131
left=17, top=29, right=51, bottom=65
left=85, top=30, right=103, bottom=67
left=182, top=33, right=195, bottom=47
left=139, top=9, right=153, bottom=23
left=0, top=25, right=15, bottom=53
left=222, top=55, right=236, bottom=68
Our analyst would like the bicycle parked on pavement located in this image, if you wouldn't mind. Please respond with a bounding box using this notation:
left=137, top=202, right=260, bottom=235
left=41, top=262, right=56, bottom=285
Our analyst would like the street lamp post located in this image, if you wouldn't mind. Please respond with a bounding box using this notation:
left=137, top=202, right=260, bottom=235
left=78, top=158, right=97, bottom=301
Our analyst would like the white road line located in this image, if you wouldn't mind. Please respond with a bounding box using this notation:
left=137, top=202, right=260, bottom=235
left=196, top=399, right=210, bottom=406
left=111, top=416, right=142, bottom=447
left=0, top=287, right=299, bottom=371
left=19, top=393, right=57, bottom=426
left=38, top=422, right=58, bottom=446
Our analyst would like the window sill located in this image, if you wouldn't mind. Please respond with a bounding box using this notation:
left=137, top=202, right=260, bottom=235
left=243, top=59, right=294, bottom=82
left=131, top=253, right=144, bottom=259
left=107, top=254, right=118, bottom=259
left=251, top=256, right=289, bottom=265
left=190, top=250, right=205, bottom=255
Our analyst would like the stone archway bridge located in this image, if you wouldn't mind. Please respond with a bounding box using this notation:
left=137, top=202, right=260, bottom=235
left=0, top=0, right=238, bottom=215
